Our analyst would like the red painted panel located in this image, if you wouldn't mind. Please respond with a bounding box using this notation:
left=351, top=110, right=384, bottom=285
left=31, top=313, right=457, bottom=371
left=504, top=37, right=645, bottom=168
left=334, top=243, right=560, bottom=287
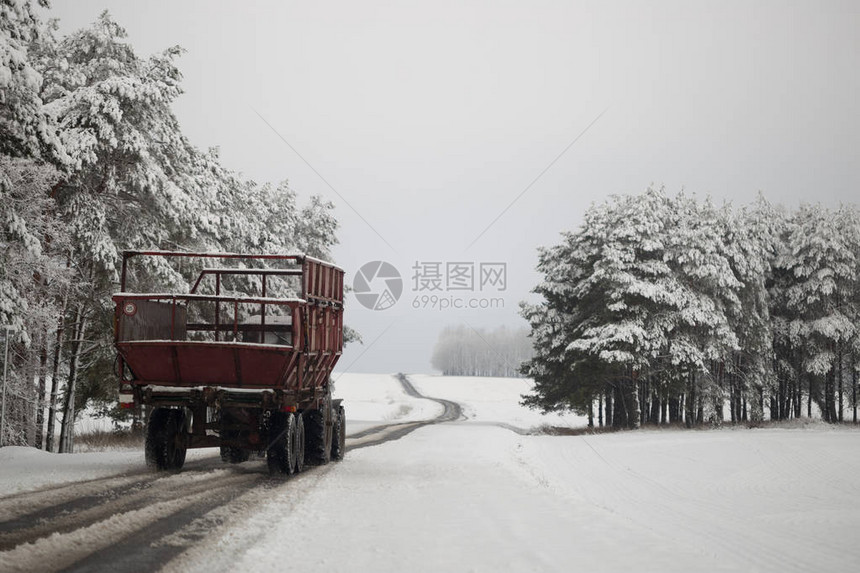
left=177, top=344, right=239, bottom=385
left=119, top=342, right=294, bottom=388
left=118, top=344, right=178, bottom=382
left=239, top=347, right=292, bottom=386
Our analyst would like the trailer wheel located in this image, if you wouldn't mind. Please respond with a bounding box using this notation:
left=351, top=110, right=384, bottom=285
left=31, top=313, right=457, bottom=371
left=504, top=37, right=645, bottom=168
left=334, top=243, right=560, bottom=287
left=267, top=411, right=295, bottom=475
left=331, top=406, right=346, bottom=461
left=145, top=407, right=187, bottom=471
left=304, top=409, right=331, bottom=465
left=293, top=413, right=306, bottom=473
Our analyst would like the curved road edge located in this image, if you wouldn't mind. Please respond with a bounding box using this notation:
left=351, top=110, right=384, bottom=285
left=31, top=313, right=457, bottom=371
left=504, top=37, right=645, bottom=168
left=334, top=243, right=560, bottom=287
left=345, top=373, right=463, bottom=451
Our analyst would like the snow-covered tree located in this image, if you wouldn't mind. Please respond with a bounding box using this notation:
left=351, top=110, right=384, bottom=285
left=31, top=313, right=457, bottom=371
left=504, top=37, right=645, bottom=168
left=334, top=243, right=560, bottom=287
left=722, top=196, right=781, bottom=422
left=0, top=156, right=70, bottom=446
left=521, top=189, right=839, bottom=429
left=773, top=204, right=858, bottom=422
left=0, top=0, right=63, bottom=160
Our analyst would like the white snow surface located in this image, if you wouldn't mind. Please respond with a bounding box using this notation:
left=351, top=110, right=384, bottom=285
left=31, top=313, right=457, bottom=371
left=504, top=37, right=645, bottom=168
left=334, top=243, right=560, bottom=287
left=195, top=374, right=860, bottom=573
left=335, top=372, right=442, bottom=433
left=2, top=373, right=860, bottom=572
left=409, top=374, right=590, bottom=430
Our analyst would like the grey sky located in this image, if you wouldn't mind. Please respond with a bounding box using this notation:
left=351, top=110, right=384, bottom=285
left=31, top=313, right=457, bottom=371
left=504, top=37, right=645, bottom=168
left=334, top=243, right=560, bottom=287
left=50, top=0, right=859, bottom=374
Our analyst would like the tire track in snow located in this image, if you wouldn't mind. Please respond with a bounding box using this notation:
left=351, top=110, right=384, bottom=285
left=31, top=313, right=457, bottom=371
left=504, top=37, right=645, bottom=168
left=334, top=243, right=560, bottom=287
left=345, top=373, right=463, bottom=451
left=0, top=374, right=459, bottom=572
left=0, top=470, right=254, bottom=552
left=56, top=470, right=327, bottom=573
left=0, top=477, right=260, bottom=573
left=0, top=453, right=225, bottom=522
left=0, top=463, right=334, bottom=573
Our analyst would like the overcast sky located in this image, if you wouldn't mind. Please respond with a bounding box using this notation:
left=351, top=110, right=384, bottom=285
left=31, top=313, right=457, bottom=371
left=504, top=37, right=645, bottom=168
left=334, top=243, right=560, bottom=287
left=50, top=0, right=859, bottom=374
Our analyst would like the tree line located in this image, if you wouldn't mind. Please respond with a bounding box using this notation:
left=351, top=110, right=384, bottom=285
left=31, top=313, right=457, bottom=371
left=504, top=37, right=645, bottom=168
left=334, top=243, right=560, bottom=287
left=1, top=3, right=339, bottom=450
left=521, top=188, right=859, bottom=429
left=431, top=324, right=532, bottom=378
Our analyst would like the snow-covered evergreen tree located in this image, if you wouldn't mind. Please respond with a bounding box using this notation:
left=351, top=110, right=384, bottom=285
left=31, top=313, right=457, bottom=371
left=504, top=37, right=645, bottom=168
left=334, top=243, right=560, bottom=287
left=774, top=204, right=858, bottom=421
left=522, top=189, right=858, bottom=428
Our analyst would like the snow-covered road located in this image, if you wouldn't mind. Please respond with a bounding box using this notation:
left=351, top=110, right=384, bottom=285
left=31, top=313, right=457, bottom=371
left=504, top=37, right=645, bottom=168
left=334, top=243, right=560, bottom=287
left=2, top=374, right=859, bottom=572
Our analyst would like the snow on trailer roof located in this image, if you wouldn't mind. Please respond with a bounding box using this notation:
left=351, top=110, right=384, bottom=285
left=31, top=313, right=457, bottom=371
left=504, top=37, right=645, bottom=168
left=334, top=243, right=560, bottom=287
left=122, top=250, right=344, bottom=271
left=199, top=267, right=303, bottom=274
left=120, top=340, right=293, bottom=350
left=144, top=385, right=279, bottom=394
left=112, top=293, right=306, bottom=304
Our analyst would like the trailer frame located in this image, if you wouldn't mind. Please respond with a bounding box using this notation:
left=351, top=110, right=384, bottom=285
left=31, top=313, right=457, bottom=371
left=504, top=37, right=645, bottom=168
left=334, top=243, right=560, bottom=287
left=112, top=250, right=346, bottom=471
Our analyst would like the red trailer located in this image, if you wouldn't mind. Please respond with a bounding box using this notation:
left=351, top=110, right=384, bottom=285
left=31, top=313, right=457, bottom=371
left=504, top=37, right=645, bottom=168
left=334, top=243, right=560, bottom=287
left=112, top=250, right=346, bottom=473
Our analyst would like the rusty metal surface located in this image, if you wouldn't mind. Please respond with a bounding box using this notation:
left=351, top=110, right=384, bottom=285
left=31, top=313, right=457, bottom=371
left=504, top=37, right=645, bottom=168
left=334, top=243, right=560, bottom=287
left=118, top=300, right=187, bottom=342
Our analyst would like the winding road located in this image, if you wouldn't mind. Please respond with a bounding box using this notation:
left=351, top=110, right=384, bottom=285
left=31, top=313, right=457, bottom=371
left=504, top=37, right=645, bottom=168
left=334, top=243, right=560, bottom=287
left=0, top=374, right=460, bottom=573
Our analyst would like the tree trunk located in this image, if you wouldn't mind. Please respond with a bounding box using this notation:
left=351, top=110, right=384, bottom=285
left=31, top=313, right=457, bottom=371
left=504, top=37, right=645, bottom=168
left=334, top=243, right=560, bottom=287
left=46, top=320, right=63, bottom=453
left=660, top=388, right=667, bottom=425
left=794, top=371, right=801, bottom=418
left=852, top=349, right=857, bottom=424
left=46, top=283, right=70, bottom=453
left=587, top=399, right=594, bottom=429
left=732, top=379, right=739, bottom=423
left=598, top=393, right=603, bottom=428
left=605, top=386, right=613, bottom=428
left=22, top=338, right=40, bottom=445
left=650, top=389, right=661, bottom=426
left=825, top=367, right=838, bottom=423
left=59, top=305, right=86, bottom=454
left=35, top=328, right=49, bottom=449
left=685, top=373, right=694, bottom=429
left=837, top=347, right=844, bottom=422
left=631, top=381, right=641, bottom=430
left=853, top=353, right=857, bottom=424
left=669, top=394, right=680, bottom=424
left=613, top=384, right=625, bottom=428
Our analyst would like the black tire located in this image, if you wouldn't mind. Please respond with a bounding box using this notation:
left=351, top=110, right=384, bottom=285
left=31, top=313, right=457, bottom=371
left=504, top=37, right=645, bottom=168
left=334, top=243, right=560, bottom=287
left=145, top=408, right=187, bottom=471
left=293, top=412, right=306, bottom=473
left=267, top=411, right=295, bottom=475
left=304, top=408, right=331, bottom=465
left=331, top=405, right=346, bottom=461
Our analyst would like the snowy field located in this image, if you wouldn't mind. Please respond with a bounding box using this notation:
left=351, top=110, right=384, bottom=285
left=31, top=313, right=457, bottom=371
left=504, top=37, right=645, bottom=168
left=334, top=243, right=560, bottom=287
left=334, top=372, right=443, bottom=433
left=193, top=374, right=860, bottom=573
left=410, top=374, right=590, bottom=430
left=2, top=373, right=860, bottom=572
